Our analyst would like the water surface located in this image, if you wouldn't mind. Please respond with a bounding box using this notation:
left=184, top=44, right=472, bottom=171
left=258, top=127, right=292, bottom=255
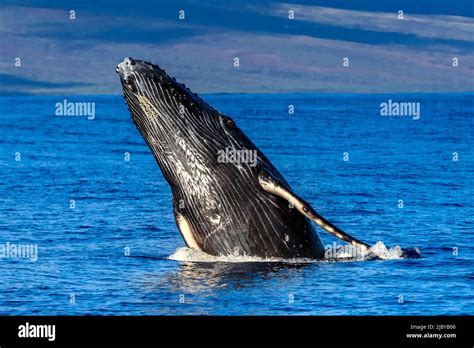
left=0, top=93, right=472, bottom=315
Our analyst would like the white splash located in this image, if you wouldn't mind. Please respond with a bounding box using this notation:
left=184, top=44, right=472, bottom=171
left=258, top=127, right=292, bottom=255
left=368, top=241, right=405, bottom=260
left=168, top=247, right=314, bottom=263
left=329, top=241, right=405, bottom=261
left=168, top=241, right=415, bottom=263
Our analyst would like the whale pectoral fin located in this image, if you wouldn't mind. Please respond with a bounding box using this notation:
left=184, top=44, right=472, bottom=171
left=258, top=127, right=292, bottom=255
left=258, top=170, right=371, bottom=253
left=175, top=212, right=202, bottom=251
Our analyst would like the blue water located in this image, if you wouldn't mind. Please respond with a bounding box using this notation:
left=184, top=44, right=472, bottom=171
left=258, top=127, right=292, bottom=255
left=0, top=93, right=473, bottom=315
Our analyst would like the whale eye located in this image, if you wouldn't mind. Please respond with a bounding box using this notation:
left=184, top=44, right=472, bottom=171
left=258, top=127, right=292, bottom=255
left=225, top=118, right=235, bottom=127
left=219, top=115, right=236, bottom=129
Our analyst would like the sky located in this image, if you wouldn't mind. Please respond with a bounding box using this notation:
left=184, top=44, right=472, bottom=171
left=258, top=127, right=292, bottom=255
left=1, top=0, right=473, bottom=95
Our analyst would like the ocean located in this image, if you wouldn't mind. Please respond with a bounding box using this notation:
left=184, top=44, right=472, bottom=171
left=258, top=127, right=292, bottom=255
left=0, top=93, right=472, bottom=315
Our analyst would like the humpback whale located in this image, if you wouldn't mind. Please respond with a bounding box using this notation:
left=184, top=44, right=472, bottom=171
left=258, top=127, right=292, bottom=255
left=116, top=57, right=372, bottom=259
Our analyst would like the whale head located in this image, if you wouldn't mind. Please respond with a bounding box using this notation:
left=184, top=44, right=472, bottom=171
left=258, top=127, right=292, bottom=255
left=116, top=57, right=257, bottom=189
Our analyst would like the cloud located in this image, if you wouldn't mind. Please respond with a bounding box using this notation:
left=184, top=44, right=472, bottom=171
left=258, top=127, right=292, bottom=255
left=265, top=3, right=474, bottom=43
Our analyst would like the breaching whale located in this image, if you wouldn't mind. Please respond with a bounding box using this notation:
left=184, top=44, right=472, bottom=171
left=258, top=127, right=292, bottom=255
left=117, top=57, right=372, bottom=259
